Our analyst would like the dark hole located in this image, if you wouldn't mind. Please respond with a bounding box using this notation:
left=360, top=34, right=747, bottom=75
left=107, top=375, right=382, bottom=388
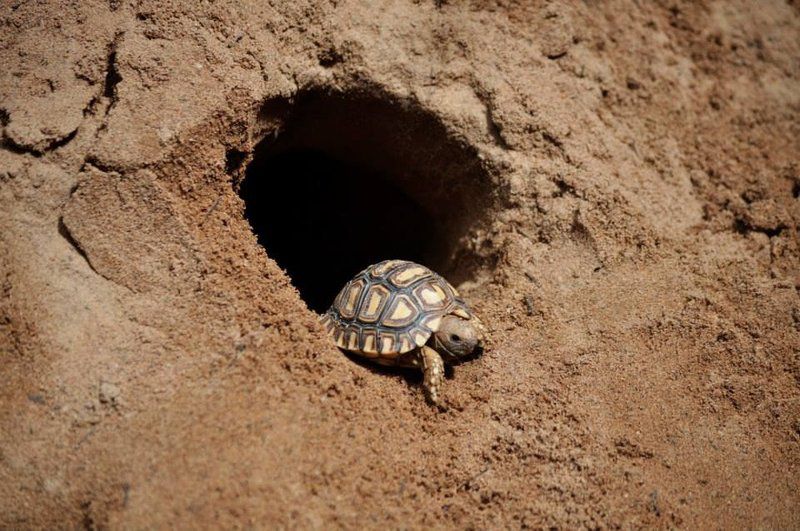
left=317, top=48, right=343, bottom=68
left=225, top=148, right=247, bottom=174
left=239, top=90, right=492, bottom=313
left=242, top=148, right=440, bottom=312
left=103, top=50, right=122, bottom=99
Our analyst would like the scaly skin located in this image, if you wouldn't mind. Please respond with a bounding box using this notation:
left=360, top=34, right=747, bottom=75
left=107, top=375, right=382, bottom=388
left=420, top=345, right=445, bottom=405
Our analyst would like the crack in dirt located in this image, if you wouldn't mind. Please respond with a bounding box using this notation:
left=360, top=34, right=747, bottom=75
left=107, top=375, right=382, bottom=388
left=541, top=130, right=563, bottom=149
left=733, top=218, right=787, bottom=238
left=92, top=31, right=126, bottom=136
left=57, top=216, right=99, bottom=276
left=103, top=33, right=124, bottom=117
left=484, top=105, right=511, bottom=150
left=0, top=102, right=80, bottom=156
left=0, top=127, right=79, bottom=157
left=471, top=87, right=511, bottom=150
left=81, top=155, right=117, bottom=174
left=58, top=209, right=134, bottom=294
left=82, top=94, right=102, bottom=118
left=0, top=136, right=33, bottom=156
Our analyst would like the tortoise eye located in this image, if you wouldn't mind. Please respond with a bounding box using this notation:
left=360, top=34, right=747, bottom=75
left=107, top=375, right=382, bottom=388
left=450, top=334, right=461, bottom=342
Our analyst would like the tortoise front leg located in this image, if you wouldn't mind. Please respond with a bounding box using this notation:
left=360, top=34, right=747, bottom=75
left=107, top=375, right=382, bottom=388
left=420, top=345, right=445, bottom=406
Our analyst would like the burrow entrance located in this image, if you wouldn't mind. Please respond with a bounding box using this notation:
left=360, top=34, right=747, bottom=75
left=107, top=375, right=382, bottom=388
left=240, top=89, right=493, bottom=313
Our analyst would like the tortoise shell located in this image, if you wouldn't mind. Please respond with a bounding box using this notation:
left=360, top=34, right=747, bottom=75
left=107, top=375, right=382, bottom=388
left=320, top=260, right=473, bottom=359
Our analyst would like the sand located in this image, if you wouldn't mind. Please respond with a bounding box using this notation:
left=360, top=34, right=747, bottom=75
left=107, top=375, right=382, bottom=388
left=1, top=0, right=799, bottom=527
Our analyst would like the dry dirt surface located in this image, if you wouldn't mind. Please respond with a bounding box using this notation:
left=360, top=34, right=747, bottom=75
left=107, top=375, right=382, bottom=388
left=1, top=0, right=799, bottom=528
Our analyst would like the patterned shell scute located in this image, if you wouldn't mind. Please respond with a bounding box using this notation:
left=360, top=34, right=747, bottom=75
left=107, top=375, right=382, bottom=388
left=323, top=260, right=469, bottom=358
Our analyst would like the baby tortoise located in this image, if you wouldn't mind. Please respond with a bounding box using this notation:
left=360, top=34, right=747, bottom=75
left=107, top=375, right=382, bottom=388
left=320, top=259, right=486, bottom=405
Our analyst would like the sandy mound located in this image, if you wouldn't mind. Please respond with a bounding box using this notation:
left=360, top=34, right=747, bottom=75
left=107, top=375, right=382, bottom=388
left=1, top=1, right=798, bottom=527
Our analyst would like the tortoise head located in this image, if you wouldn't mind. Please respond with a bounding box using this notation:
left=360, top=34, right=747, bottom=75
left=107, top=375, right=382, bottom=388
left=432, top=314, right=486, bottom=362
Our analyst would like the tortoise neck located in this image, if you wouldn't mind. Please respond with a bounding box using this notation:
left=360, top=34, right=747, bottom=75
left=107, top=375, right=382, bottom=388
left=431, top=333, right=458, bottom=363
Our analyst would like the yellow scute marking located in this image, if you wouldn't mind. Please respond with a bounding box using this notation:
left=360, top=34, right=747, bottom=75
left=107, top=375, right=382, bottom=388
left=390, top=265, right=429, bottom=286
left=321, top=316, right=336, bottom=334
left=412, top=330, right=428, bottom=347
left=453, top=307, right=470, bottom=319
left=399, top=336, right=412, bottom=352
left=363, top=333, right=377, bottom=354
left=418, top=284, right=447, bottom=308
left=371, top=260, right=405, bottom=277
left=344, top=283, right=362, bottom=310
left=359, top=284, right=390, bottom=322
left=391, top=298, right=413, bottom=320
left=347, top=331, right=358, bottom=350
left=422, top=315, right=442, bottom=331
left=366, top=292, right=382, bottom=313
left=380, top=336, right=395, bottom=354
left=383, top=295, right=417, bottom=327
left=338, top=279, right=366, bottom=319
